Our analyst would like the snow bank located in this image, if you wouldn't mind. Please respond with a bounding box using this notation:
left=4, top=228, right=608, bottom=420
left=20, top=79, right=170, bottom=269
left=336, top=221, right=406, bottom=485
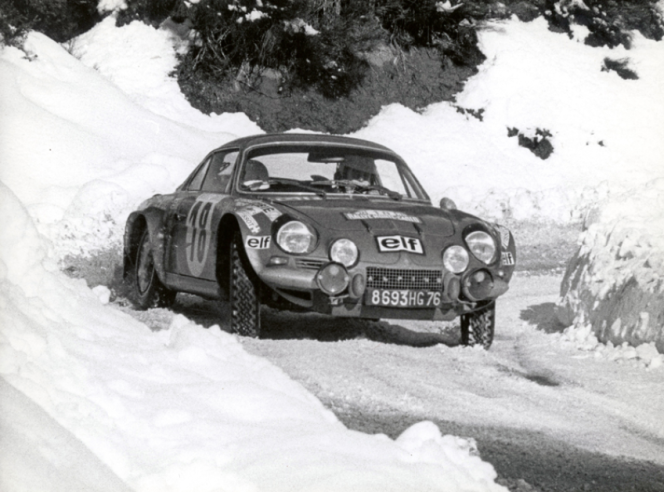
left=0, top=23, right=260, bottom=258
left=557, top=179, right=664, bottom=357
left=355, top=17, right=664, bottom=222
left=0, top=182, right=507, bottom=491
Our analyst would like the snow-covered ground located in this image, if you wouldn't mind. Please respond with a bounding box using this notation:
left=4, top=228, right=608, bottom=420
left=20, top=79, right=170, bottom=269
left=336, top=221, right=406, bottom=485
left=1, top=11, right=663, bottom=492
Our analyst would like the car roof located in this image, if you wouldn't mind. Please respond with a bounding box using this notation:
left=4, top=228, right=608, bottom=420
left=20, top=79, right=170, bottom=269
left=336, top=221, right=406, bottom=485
left=214, top=133, right=397, bottom=154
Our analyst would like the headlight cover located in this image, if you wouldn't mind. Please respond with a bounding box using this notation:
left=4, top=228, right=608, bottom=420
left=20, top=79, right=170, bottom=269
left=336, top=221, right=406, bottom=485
left=276, top=221, right=316, bottom=254
left=329, top=238, right=358, bottom=267
left=465, top=231, right=497, bottom=264
left=443, top=245, right=469, bottom=273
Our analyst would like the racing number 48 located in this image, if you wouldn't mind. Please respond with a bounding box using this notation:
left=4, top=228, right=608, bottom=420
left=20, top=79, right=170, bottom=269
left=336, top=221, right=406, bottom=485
left=187, top=201, right=212, bottom=263
left=185, top=195, right=222, bottom=277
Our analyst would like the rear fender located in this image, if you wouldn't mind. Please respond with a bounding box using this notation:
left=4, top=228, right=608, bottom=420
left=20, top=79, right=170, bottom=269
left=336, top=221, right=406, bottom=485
left=123, top=210, right=168, bottom=283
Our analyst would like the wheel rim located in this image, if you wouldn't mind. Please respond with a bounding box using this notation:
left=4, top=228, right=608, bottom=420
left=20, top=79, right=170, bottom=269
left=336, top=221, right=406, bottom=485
left=136, top=237, right=154, bottom=295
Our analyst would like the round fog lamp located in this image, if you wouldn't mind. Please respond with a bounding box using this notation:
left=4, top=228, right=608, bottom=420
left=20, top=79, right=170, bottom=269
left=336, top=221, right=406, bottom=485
left=463, top=269, right=494, bottom=301
left=317, top=263, right=350, bottom=295
left=330, top=238, right=358, bottom=267
left=443, top=245, right=469, bottom=274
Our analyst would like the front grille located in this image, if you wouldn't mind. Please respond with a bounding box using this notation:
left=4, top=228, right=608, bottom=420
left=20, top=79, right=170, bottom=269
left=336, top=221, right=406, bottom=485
left=366, top=267, right=443, bottom=291
left=295, top=258, right=326, bottom=270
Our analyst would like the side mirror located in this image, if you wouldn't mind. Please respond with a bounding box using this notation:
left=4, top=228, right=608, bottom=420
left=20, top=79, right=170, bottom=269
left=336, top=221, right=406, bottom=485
left=439, top=197, right=457, bottom=210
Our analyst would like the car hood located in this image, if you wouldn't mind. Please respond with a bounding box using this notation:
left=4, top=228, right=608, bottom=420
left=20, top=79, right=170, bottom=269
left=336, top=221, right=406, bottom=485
left=273, top=197, right=455, bottom=237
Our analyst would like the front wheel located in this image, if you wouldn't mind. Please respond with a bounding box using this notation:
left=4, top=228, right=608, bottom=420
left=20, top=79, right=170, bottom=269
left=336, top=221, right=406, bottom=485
left=128, top=230, right=175, bottom=309
left=461, top=302, right=495, bottom=349
left=228, top=234, right=261, bottom=337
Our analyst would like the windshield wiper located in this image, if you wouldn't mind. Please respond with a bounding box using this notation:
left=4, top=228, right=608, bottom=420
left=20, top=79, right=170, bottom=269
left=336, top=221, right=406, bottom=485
left=357, top=184, right=403, bottom=201
left=267, top=178, right=327, bottom=198
left=310, top=180, right=402, bottom=200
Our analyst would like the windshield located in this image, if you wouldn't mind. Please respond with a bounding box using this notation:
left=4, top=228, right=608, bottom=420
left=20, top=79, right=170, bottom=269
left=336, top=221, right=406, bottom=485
left=237, top=144, right=429, bottom=201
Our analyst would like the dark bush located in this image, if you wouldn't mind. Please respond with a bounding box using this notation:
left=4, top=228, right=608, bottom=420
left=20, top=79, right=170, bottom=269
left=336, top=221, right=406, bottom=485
left=124, top=0, right=487, bottom=100
left=0, top=1, right=30, bottom=46
left=541, top=0, right=663, bottom=48
left=602, top=57, right=639, bottom=79
left=508, top=127, right=554, bottom=160
left=376, top=0, right=486, bottom=67
left=0, top=0, right=101, bottom=45
left=117, top=0, right=184, bottom=27
left=173, top=0, right=382, bottom=99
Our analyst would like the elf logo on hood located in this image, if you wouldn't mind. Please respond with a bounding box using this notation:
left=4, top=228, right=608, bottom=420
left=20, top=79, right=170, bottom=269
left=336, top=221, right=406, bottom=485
left=376, top=235, right=424, bottom=254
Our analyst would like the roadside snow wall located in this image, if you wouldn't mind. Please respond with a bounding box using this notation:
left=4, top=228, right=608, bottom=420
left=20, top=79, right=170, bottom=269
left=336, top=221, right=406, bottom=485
left=557, top=179, right=664, bottom=352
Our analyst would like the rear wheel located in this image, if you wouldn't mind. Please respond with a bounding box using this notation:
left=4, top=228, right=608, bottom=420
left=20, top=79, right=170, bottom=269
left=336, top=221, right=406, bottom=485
left=461, top=302, right=495, bottom=349
left=228, top=234, right=261, bottom=337
left=129, top=230, right=175, bottom=309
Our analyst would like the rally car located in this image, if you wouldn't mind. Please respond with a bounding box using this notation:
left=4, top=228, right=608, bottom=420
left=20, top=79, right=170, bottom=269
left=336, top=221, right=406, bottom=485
left=124, top=133, right=516, bottom=348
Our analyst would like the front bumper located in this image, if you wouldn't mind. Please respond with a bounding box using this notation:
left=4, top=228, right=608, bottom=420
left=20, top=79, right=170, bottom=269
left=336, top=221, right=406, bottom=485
left=257, top=260, right=510, bottom=320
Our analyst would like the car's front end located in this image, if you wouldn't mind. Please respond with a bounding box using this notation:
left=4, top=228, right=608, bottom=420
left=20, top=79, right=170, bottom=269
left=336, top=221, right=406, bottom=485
left=241, top=199, right=514, bottom=321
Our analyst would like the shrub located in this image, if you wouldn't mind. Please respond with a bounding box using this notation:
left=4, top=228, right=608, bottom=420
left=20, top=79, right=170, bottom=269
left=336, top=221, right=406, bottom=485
left=542, top=0, right=663, bottom=48
left=376, top=0, right=486, bottom=67
left=0, top=0, right=101, bottom=46
left=174, top=0, right=381, bottom=98
left=117, top=0, right=183, bottom=27
left=121, top=0, right=486, bottom=99
left=0, top=1, right=30, bottom=46
left=602, top=57, right=639, bottom=79
left=508, top=127, right=554, bottom=160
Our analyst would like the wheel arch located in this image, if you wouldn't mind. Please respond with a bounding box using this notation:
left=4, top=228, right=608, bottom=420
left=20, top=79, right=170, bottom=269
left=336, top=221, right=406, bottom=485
left=123, top=212, right=168, bottom=283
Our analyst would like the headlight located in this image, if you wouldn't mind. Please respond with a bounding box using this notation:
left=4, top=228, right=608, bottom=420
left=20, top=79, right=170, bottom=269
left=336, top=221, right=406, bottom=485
left=443, top=245, right=469, bottom=273
left=276, top=221, right=316, bottom=254
left=329, top=238, right=358, bottom=267
left=465, top=231, right=496, bottom=264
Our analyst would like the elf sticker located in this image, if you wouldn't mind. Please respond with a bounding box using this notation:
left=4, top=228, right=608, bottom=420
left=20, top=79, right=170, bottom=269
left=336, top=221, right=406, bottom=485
left=376, top=235, right=424, bottom=255
left=501, top=251, right=515, bottom=266
left=245, top=235, right=271, bottom=249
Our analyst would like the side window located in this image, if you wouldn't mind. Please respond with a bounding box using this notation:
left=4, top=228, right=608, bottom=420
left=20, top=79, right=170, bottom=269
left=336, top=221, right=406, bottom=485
left=201, top=150, right=239, bottom=193
left=185, top=157, right=212, bottom=191
left=374, top=159, right=410, bottom=197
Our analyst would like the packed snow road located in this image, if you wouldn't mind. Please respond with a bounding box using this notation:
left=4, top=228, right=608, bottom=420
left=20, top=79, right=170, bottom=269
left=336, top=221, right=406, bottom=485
left=119, top=273, right=664, bottom=492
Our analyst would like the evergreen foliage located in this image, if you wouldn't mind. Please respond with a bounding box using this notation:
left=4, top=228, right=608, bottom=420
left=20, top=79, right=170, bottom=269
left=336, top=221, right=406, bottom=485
left=0, top=0, right=101, bottom=46
left=117, top=0, right=490, bottom=98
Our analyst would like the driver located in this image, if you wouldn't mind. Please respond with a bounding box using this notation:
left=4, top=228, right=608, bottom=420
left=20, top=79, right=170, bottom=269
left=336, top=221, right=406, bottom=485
left=334, top=155, right=378, bottom=186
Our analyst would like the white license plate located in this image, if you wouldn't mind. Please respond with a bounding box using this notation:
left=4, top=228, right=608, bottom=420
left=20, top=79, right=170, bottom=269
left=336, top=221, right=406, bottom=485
left=366, top=289, right=441, bottom=307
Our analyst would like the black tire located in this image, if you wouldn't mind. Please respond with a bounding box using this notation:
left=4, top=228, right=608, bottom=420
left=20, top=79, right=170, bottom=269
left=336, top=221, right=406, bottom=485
left=461, top=302, right=495, bottom=349
left=228, top=234, right=261, bottom=337
left=129, top=230, right=175, bottom=309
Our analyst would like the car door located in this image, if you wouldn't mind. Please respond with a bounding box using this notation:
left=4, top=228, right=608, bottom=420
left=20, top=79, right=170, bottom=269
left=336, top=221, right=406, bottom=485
left=167, top=150, right=238, bottom=281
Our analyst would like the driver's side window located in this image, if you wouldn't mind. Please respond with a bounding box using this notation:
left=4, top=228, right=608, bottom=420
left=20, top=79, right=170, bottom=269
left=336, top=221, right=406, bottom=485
left=201, top=150, right=238, bottom=193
